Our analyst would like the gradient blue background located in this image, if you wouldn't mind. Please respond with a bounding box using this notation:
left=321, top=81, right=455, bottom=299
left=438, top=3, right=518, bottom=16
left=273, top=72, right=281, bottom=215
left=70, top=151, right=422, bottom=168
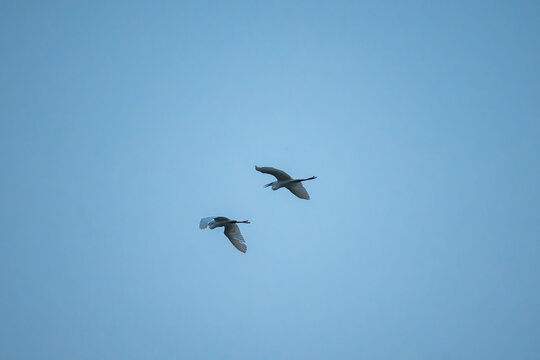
left=1, top=1, right=539, bottom=359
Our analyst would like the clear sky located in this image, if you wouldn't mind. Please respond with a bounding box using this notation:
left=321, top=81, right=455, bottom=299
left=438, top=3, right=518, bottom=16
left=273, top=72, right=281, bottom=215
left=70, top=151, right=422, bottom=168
left=1, top=1, right=539, bottom=359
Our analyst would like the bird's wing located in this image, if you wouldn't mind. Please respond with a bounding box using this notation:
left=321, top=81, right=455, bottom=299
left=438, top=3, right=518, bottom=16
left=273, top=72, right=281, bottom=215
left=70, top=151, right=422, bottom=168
left=214, top=216, right=230, bottom=222
left=255, top=166, right=292, bottom=180
left=285, top=182, right=310, bottom=200
left=199, top=217, right=215, bottom=229
left=224, top=223, right=247, bottom=253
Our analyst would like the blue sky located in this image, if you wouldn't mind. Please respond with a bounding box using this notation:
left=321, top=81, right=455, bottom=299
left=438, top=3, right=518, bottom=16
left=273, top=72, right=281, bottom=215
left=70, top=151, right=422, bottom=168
left=1, top=1, right=539, bottom=359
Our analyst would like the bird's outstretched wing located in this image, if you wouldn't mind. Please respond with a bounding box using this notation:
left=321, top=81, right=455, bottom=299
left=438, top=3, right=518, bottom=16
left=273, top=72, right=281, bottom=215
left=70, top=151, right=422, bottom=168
left=224, top=223, right=247, bottom=253
left=199, top=217, right=215, bottom=229
left=285, top=182, right=310, bottom=200
left=255, top=166, right=292, bottom=181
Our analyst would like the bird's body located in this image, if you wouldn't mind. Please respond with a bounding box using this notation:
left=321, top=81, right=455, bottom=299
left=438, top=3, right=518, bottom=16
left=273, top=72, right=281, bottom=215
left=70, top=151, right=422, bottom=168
left=199, top=216, right=250, bottom=253
left=255, top=166, right=317, bottom=200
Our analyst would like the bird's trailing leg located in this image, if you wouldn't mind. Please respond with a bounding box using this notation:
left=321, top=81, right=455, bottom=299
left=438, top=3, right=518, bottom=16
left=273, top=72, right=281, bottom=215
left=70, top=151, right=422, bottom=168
left=264, top=181, right=275, bottom=188
left=297, top=176, right=317, bottom=182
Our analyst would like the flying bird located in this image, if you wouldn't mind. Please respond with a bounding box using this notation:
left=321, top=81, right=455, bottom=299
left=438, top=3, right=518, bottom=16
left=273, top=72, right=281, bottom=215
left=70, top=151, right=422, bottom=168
left=255, top=166, right=317, bottom=200
left=199, top=216, right=250, bottom=253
